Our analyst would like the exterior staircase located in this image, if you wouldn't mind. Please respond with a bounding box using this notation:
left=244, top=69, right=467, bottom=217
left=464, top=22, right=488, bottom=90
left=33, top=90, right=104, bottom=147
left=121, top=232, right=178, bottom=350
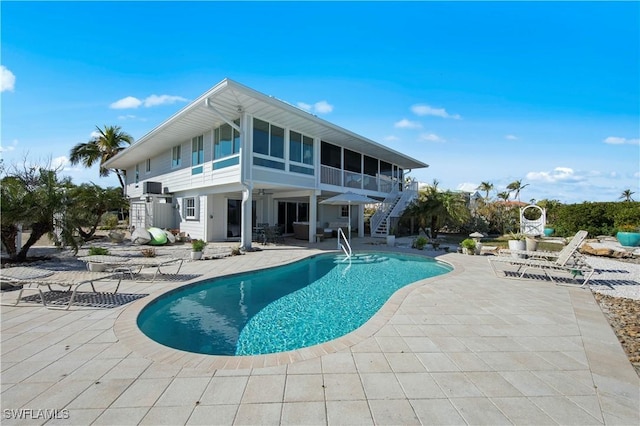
left=370, top=179, right=419, bottom=237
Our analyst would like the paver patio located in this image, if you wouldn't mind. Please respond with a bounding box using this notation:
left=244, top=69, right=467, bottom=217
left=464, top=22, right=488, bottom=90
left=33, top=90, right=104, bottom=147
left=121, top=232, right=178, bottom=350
left=1, top=239, right=638, bottom=425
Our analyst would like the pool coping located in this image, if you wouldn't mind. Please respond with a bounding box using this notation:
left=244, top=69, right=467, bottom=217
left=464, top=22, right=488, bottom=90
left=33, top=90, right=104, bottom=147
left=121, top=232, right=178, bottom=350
left=114, top=250, right=460, bottom=371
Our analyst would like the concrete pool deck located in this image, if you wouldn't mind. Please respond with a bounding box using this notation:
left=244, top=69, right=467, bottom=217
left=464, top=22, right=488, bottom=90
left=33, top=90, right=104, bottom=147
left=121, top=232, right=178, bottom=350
left=1, top=238, right=638, bottom=425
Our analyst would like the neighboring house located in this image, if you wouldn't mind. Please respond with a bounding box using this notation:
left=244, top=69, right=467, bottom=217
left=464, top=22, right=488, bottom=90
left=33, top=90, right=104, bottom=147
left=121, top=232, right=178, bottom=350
left=104, top=79, right=427, bottom=248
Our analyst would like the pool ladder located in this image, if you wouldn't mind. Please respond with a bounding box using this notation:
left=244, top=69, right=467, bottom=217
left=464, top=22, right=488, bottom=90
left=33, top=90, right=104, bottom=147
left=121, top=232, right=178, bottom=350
left=337, top=228, right=352, bottom=259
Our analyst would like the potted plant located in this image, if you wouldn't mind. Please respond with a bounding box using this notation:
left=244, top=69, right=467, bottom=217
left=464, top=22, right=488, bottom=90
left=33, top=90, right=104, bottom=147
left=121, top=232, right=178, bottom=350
left=460, top=238, right=476, bottom=255
left=191, top=239, right=206, bottom=260
left=87, top=247, right=110, bottom=271
left=508, top=232, right=526, bottom=258
left=616, top=225, right=640, bottom=247
left=525, top=236, right=538, bottom=252
left=386, top=227, right=396, bottom=247
left=413, top=236, right=428, bottom=250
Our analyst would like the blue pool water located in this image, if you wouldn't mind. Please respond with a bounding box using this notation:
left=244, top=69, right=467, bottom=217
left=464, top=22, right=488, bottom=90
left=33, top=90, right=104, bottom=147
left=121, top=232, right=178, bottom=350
left=137, top=252, right=452, bottom=356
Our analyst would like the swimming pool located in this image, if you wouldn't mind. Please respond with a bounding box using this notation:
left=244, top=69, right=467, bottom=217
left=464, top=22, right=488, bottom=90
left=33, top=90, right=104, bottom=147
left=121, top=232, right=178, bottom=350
left=137, top=252, right=452, bottom=356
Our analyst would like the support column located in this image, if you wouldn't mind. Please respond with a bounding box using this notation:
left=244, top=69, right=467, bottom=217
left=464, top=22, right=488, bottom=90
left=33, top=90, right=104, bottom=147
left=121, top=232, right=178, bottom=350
left=240, top=186, right=253, bottom=250
left=358, top=204, right=365, bottom=238
left=309, top=191, right=317, bottom=242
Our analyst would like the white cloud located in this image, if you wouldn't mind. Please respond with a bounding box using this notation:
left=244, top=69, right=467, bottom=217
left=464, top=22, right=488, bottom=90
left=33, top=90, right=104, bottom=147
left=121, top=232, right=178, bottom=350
left=418, top=133, right=445, bottom=143
left=394, top=118, right=422, bottom=129
left=110, top=96, right=142, bottom=109
left=603, top=136, right=640, bottom=145
left=89, top=130, right=101, bottom=139
left=117, top=114, right=137, bottom=120
left=505, top=134, right=518, bottom=140
left=51, top=156, right=70, bottom=170
left=411, top=104, right=461, bottom=119
left=526, top=167, right=585, bottom=183
left=313, top=100, right=333, bottom=114
left=0, top=65, right=16, bottom=92
left=143, top=94, right=188, bottom=107
left=384, top=135, right=399, bottom=142
left=110, top=94, right=188, bottom=109
left=0, top=139, right=18, bottom=152
left=297, top=100, right=333, bottom=114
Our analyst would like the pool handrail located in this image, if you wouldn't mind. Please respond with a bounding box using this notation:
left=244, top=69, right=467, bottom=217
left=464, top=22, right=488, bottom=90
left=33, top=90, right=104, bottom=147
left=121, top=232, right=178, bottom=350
left=337, top=228, right=352, bottom=259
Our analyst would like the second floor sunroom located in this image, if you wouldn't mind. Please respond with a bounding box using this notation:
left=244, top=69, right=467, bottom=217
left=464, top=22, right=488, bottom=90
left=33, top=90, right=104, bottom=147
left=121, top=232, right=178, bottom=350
left=104, top=78, right=428, bottom=191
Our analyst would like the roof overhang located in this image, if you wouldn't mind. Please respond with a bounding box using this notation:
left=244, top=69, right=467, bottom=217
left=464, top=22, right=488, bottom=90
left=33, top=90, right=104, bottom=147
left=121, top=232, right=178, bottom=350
left=104, top=78, right=428, bottom=170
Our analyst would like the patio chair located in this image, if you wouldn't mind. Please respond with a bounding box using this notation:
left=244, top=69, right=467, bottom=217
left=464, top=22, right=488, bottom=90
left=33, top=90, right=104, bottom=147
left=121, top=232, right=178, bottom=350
left=488, top=231, right=595, bottom=287
left=1, top=267, right=123, bottom=310
left=496, top=230, right=588, bottom=261
left=77, top=255, right=184, bottom=282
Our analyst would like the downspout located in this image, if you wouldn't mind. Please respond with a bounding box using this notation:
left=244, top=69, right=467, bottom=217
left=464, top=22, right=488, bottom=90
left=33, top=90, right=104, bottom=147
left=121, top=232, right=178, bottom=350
left=239, top=109, right=253, bottom=250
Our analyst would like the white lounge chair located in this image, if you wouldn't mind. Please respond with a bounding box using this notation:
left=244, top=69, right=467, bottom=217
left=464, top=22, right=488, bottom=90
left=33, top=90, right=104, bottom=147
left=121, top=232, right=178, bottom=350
left=1, top=267, right=122, bottom=310
left=496, top=230, right=588, bottom=260
left=488, top=230, right=595, bottom=287
left=77, top=255, right=184, bottom=282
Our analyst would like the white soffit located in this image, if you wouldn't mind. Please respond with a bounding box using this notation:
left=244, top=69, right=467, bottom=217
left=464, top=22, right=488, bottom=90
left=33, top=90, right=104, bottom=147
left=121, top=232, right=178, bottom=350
left=105, top=79, right=427, bottom=170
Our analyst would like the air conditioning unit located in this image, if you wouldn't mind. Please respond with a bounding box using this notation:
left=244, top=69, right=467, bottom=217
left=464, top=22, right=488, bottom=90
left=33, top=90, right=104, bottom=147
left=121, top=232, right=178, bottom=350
left=142, top=181, right=162, bottom=194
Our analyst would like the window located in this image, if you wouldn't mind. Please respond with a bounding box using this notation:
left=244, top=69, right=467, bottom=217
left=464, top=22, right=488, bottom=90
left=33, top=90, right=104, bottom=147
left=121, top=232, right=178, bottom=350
left=344, top=149, right=361, bottom=173
left=321, top=141, right=341, bottom=168
left=340, top=206, right=349, bottom=218
left=364, top=155, right=378, bottom=176
left=172, top=145, right=181, bottom=168
left=253, top=118, right=284, bottom=159
left=184, top=197, right=198, bottom=220
left=145, top=158, right=151, bottom=173
left=135, top=164, right=139, bottom=184
left=289, top=131, right=314, bottom=165
left=253, top=118, right=269, bottom=155
left=214, top=120, right=240, bottom=159
left=192, top=135, right=204, bottom=166
left=380, top=160, right=393, bottom=177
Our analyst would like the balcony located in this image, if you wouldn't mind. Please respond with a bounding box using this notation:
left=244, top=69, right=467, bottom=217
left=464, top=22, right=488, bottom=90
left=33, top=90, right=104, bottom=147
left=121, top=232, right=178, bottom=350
left=320, top=165, right=397, bottom=193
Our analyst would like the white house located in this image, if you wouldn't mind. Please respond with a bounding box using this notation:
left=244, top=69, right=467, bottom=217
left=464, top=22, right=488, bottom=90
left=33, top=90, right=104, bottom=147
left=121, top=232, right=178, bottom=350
left=104, top=79, right=428, bottom=248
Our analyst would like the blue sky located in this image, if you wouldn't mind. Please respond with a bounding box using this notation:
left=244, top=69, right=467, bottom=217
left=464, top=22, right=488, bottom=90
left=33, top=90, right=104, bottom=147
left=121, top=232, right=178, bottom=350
left=1, top=1, right=638, bottom=204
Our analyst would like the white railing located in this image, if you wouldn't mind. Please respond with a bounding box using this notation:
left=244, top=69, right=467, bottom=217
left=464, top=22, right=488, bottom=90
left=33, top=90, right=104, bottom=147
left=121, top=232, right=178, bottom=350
left=370, top=190, right=400, bottom=235
left=343, top=170, right=362, bottom=189
left=337, top=227, right=352, bottom=259
left=321, top=165, right=342, bottom=186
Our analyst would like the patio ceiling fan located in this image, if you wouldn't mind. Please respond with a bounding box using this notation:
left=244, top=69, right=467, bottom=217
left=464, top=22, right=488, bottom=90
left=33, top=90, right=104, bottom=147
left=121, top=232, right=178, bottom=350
left=257, top=189, right=274, bottom=196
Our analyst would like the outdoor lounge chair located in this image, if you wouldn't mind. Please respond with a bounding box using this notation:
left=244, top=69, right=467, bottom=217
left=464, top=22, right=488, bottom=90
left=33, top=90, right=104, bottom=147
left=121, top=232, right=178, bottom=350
left=496, top=230, right=588, bottom=260
left=1, top=266, right=123, bottom=310
left=77, top=255, right=184, bottom=282
left=488, top=230, right=595, bottom=287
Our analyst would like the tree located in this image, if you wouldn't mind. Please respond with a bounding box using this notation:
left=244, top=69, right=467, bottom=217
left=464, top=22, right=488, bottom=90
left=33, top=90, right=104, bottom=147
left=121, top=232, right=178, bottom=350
left=506, top=179, right=529, bottom=202
left=69, top=125, right=133, bottom=189
left=620, top=189, right=635, bottom=202
left=476, top=181, right=494, bottom=200
left=497, top=191, right=511, bottom=202
left=403, top=182, right=470, bottom=238
left=1, top=162, right=72, bottom=261
left=60, top=184, right=128, bottom=247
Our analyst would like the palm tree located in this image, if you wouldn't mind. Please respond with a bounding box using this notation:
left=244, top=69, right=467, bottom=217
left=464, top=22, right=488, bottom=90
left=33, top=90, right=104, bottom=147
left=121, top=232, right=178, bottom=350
left=620, top=189, right=635, bottom=202
left=497, top=191, right=511, bottom=202
left=476, top=181, right=494, bottom=200
left=404, top=182, right=470, bottom=238
left=506, top=179, right=529, bottom=202
left=69, top=125, right=133, bottom=189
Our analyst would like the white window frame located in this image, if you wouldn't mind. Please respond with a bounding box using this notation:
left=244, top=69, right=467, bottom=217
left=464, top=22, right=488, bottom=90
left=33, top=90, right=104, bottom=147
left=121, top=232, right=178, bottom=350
left=192, top=135, right=204, bottom=166
left=135, top=164, right=139, bottom=184
left=145, top=158, right=151, bottom=173
left=172, top=145, right=182, bottom=168
left=340, top=206, right=349, bottom=218
left=183, top=197, right=199, bottom=220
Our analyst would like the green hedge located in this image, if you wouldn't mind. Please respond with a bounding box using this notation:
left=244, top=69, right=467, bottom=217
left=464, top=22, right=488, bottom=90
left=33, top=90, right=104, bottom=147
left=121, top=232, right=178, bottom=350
left=547, top=201, right=640, bottom=237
